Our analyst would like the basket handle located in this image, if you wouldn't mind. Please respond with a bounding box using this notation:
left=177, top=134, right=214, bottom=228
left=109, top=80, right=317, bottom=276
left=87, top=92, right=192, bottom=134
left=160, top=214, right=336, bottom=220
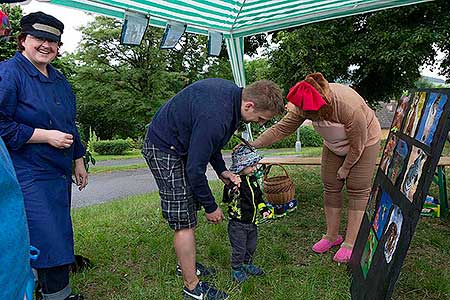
left=264, top=163, right=291, bottom=180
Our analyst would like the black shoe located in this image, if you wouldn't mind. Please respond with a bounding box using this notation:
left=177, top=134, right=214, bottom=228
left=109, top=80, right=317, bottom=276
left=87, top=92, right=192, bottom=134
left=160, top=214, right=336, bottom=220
left=183, top=281, right=228, bottom=300
left=70, top=255, right=93, bottom=273
left=176, top=262, right=216, bottom=277
left=65, top=294, right=84, bottom=300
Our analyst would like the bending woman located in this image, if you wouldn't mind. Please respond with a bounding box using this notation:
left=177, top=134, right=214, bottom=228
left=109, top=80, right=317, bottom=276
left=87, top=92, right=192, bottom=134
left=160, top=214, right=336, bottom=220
left=252, top=73, right=380, bottom=263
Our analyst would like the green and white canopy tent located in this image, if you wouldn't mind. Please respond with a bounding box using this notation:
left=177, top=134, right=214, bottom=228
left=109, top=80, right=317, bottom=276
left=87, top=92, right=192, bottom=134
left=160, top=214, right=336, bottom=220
left=45, top=0, right=432, bottom=87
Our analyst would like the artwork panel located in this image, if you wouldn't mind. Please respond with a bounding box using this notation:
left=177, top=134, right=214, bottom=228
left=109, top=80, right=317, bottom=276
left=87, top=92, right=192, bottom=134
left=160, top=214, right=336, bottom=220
left=373, top=191, right=393, bottom=240
left=391, top=95, right=410, bottom=133
left=386, top=139, right=409, bottom=185
left=400, top=146, right=427, bottom=201
left=384, top=205, right=403, bottom=264
left=366, top=185, right=380, bottom=220
left=380, top=134, right=398, bottom=173
left=360, top=228, right=378, bottom=279
left=415, top=93, right=448, bottom=146
left=403, top=91, right=427, bottom=137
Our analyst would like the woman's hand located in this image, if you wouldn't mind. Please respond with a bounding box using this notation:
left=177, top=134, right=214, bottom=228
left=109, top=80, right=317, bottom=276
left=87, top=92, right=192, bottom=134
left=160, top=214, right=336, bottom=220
left=29, top=129, right=73, bottom=149
left=46, top=130, right=73, bottom=149
left=74, top=158, right=88, bottom=191
left=336, top=166, right=349, bottom=181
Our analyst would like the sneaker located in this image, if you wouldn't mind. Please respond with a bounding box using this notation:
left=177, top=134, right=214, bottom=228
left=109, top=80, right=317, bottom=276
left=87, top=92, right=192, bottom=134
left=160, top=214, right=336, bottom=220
left=176, top=262, right=216, bottom=277
left=273, top=204, right=286, bottom=218
left=284, top=199, right=298, bottom=213
left=312, top=235, right=344, bottom=254
left=231, top=267, right=248, bottom=284
left=183, top=281, right=228, bottom=300
left=242, top=264, right=264, bottom=276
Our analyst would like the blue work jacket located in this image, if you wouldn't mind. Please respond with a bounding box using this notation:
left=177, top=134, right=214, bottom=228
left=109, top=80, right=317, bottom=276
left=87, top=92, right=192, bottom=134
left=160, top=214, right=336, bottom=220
left=0, top=52, right=85, bottom=268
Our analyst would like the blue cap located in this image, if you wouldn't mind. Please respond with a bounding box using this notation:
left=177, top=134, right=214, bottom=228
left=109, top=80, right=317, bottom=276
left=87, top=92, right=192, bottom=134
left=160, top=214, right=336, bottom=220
left=230, top=144, right=263, bottom=174
left=20, top=11, right=64, bottom=42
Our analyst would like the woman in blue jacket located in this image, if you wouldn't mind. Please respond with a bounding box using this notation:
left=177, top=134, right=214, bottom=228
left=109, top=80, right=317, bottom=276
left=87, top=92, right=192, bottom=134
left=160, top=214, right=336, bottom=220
left=0, top=12, right=87, bottom=300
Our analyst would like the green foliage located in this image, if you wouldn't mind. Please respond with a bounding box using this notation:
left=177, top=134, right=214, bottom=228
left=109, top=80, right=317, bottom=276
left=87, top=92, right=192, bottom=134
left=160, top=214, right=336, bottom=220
left=69, top=17, right=184, bottom=140
left=269, top=0, right=450, bottom=105
left=245, top=58, right=271, bottom=84
left=92, top=139, right=131, bottom=155
left=223, top=135, right=241, bottom=150
left=0, top=5, right=22, bottom=61
left=299, top=126, right=324, bottom=147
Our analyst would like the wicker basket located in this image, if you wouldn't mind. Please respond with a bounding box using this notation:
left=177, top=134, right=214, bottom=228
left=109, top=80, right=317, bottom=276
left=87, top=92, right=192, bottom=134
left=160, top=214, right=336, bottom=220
left=263, top=164, right=295, bottom=205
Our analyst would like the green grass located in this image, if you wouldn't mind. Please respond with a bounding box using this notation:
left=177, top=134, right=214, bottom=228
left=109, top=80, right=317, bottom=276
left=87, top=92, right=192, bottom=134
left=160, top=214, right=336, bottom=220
left=71, top=166, right=450, bottom=300
left=93, top=150, right=143, bottom=162
left=89, top=164, right=147, bottom=174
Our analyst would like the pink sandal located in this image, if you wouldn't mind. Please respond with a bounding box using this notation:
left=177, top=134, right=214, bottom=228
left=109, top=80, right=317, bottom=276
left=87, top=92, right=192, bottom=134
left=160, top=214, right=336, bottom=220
left=312, top=235, right=344, bottom=254
left=333, top=244, right=353, bottom=263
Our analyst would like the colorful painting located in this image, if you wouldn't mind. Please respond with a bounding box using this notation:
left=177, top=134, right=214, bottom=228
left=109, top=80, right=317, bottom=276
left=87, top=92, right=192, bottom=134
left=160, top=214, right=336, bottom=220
left=415, top=93, right=448, bottom=146
left=386, top=139, right=409, bottom=185
left=380, top=135, right=398, bottom=173
left=373, top=191, right=393, bottom=240
left=361, top=228, right=378, bottom=279
left=391, top=95, right=410, bottom=132
left=403, top=92, right=427, bottom=137
left=366, top=185, right=380, bottom=221
left=401, top=146, right=427, bottom=202
left=384, top=206, right=403, bottom=264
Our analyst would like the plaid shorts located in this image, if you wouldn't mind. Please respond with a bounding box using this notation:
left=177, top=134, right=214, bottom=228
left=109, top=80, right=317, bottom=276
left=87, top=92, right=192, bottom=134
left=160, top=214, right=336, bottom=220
left=143, top=142, right=198, bottom=230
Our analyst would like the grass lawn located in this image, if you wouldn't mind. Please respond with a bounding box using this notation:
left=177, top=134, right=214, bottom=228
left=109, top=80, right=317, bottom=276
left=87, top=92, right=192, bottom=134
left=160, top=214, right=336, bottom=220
left=93, top=150, right=143, bottom=162
left=89, top=164, right=148, bottom=174
left=71, top=166, right=450, bottom=300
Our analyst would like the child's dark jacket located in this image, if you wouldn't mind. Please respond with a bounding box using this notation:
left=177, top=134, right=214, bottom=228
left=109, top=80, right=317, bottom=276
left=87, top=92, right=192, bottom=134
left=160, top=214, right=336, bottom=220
left=223, top=174, right=268, bottom=224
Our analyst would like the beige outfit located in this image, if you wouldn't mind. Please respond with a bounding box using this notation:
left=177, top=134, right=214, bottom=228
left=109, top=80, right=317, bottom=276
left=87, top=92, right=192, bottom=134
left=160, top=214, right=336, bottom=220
left=254, top=82, right=381, bottom=211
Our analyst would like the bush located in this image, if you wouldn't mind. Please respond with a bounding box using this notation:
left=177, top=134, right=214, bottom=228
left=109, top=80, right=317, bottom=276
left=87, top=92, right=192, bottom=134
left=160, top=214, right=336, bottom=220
left=299, top=126, right=323, bottom=147
left=92, top=139, right=131, bottom=155
left=223, top=135, right=241, bottom=150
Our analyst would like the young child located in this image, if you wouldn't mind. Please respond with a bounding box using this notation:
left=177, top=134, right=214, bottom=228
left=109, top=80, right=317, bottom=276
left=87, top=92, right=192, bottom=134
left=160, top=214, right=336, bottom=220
left=223, top=144, right=271, bottom=283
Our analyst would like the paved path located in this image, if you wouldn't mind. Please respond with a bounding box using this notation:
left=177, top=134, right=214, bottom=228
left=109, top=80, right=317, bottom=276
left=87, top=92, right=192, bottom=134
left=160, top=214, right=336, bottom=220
left=72, top=150, right=302, bottom=209
left=71, top=159, right=231, bottom=208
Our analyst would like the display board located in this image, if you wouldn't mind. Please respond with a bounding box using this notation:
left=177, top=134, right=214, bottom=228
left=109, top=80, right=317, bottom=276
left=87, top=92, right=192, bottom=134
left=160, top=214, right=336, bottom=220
left=349, top=88, right=450, bottom=300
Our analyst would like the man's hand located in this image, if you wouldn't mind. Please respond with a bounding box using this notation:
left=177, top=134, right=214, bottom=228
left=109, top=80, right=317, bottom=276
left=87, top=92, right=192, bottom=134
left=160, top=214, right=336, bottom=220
left=74, top=158, right=88, bottom=191
left=220, top=170, right=241, bottom=187
left=206, top=207, right=225, bottom=224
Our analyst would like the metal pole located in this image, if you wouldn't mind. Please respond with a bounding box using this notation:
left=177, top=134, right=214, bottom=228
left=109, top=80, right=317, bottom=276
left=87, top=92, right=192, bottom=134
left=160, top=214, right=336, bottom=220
left=295, top=127, right=301, bottom=152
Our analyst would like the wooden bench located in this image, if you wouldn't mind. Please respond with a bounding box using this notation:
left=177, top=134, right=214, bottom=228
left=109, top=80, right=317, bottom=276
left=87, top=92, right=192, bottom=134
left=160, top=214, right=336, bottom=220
left=260, top=156, right=450, bottom=217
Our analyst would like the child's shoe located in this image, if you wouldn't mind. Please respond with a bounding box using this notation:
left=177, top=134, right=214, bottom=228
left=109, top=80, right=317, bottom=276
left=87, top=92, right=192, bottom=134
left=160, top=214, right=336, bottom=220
left=273, top=204, right=286, bottom=218
left=284, top=199, right=298, bottom=213
left=333, top=244, right=353, bottom=264
left=231, top=266, right=248, bottom=284
left=312, top=235, right=343, bottom=254
left=242, top=264, right=264, bottom=276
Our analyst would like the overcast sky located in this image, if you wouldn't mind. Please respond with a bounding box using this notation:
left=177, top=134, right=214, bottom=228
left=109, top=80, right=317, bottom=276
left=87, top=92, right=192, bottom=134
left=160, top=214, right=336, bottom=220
left=19, top=0, right=446, bottom=80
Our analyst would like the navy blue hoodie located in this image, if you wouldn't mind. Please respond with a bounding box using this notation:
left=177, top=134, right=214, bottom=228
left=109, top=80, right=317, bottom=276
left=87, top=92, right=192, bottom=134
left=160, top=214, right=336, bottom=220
left=145, top=78, right=242, bottom=213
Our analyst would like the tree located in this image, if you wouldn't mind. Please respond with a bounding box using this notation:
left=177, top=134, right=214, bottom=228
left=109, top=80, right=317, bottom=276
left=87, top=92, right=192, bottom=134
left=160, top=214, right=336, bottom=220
left=0, top=5, right=22, bottom=61
left=69, top=16, right=185, bottom=139
left=268, top=0, right=450, bottom=105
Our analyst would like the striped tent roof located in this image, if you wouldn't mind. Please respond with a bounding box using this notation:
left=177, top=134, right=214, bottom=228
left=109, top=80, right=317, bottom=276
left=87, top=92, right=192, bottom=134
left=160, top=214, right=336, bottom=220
left=48, top=0, right=432, bottom=38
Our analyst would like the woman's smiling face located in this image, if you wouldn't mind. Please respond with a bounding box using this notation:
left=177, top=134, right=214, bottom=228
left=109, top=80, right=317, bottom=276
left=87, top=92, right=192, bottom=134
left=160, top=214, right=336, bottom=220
left=21, top=34, right=58, bottom=68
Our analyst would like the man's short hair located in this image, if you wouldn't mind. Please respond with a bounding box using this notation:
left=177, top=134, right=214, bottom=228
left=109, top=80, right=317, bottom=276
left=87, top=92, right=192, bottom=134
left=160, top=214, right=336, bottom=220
left=243, top=80, right=284, bottom=115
